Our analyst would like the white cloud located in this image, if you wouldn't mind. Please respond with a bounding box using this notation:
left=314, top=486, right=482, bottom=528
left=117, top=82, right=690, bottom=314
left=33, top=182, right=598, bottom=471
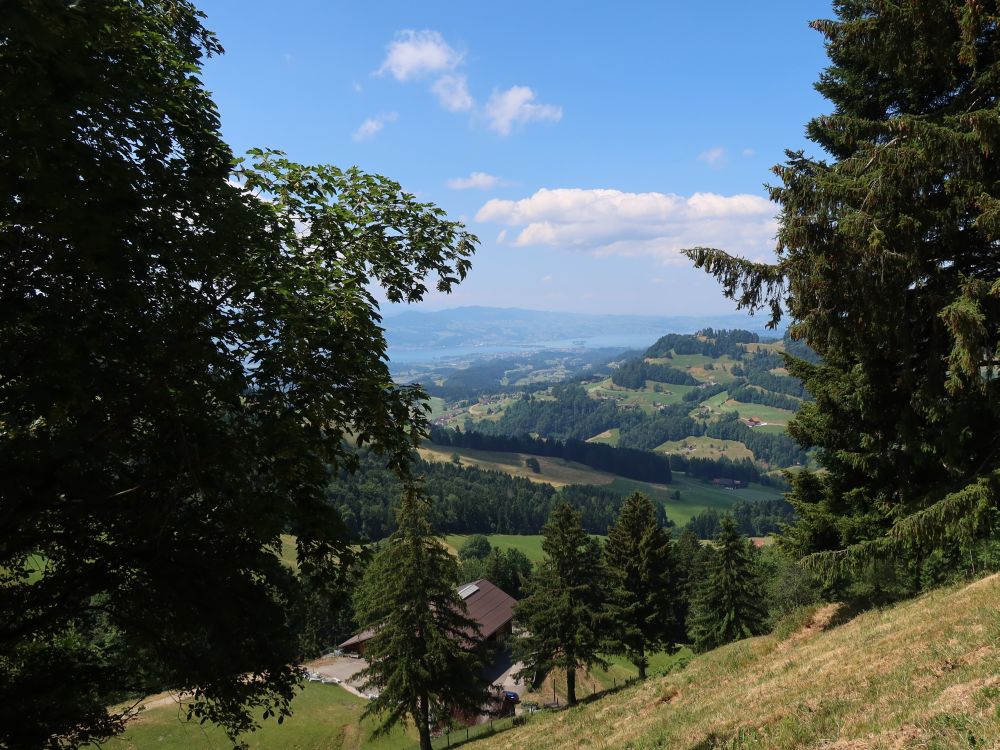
left=431, top=74, right=475, bottom=112
left=698, top=146, right=727, bottom=167
left=742, top=147, right=756, bottom=157
left=446, top=171, right=509, bottom=190
left=352, top=81, right=363, bottom=93
left=377, top=30, right=462, bottom=81
left=353, top=112, right=398, bottom=142
left=476, top=188, right=777, bottom=264
left=485, top=86, right=562, bottom=135
left=542, top=275, right=553, bottom=283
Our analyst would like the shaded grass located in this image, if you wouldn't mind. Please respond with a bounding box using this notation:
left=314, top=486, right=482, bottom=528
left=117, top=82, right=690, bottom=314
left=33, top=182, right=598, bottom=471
left=471, top=574, right=1000, bottom=750
left=443, top=534, right=549, bottom=563
left=100, top=683, right=417, bottom=750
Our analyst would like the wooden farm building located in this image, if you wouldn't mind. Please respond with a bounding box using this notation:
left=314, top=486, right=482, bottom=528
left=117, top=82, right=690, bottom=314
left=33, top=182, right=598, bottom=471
left=338, top=579, right=517, bottom=657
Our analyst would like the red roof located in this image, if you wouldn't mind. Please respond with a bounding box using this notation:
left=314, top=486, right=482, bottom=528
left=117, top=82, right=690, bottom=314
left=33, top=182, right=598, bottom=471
left=338, top=578, right=517, bottom=650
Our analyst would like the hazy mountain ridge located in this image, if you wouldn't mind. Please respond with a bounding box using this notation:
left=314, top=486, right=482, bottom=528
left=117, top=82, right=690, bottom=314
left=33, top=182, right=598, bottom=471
left=383, top=307, right=780, bottom=351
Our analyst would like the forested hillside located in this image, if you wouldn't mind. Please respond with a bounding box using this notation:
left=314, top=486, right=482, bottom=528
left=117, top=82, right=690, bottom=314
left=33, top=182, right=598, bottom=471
left=423, top=329, right=813, bottom=478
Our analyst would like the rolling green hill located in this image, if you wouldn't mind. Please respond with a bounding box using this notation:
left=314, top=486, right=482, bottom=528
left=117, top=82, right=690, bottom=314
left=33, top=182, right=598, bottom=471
left=471, top=574, right=1000, bottom=750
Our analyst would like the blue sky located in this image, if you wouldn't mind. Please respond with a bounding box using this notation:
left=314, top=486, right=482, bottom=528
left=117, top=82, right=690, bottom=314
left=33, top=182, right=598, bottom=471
left=199, top=1, right=833, bottom=317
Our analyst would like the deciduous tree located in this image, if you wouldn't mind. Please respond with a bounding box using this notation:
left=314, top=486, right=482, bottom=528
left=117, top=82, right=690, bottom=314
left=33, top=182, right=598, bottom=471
left=0, top=2, right=474, bottom=746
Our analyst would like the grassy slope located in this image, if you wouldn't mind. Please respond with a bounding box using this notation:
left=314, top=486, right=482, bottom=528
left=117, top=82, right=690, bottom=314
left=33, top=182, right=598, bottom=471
left=655, top=436, right=755, bottom=462
left=102, top=683, right=417, bottom=750
left=418, top=444, right=618, bottom=488
left=422, top=442, right=782, bottom=527
left=443, top=533, right=549, bottom=563
left=472, top=574, right=1000, bottom=750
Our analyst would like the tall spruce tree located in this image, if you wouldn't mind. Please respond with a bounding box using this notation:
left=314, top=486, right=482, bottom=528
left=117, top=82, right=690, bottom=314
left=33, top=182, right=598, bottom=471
left=513, top=503, right=606, bottom=706
left=687, top=517, right=766, bottom=653
left=353, top=490, right=488, bottom=750
left=603, top=493, right=681, bottom=679
left=686, top=1, right=1000, bottom=575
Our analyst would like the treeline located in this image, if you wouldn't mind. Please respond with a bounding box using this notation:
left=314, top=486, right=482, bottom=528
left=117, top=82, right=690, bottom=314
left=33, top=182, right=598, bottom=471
left=610, top=358, right=699, bottom=388
left=644, top=328, right=759, bottom=359
left=685, top=498, right=797, bottom=539
left=326, top=448, right=669, bottom=540
left=474, top=383, right=638, bottom=442
left=614, top=404, right=701, bottom=450
left=728, top=385, right=801, bottom=412
left=683, top=383, right=726, bottom=401
left=428, top=427, right=671, bottom=484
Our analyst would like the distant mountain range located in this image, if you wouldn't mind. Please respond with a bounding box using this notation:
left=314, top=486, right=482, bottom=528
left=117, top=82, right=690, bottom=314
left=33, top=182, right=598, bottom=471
left=383, top=306, right=780, bottom=352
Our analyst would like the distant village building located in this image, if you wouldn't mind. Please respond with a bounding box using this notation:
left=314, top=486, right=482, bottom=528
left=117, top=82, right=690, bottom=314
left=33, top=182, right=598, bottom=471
left=711, top=477, right=745, bottom=489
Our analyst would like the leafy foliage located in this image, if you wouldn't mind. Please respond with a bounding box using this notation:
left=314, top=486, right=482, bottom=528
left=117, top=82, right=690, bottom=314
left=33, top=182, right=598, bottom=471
left=0, top=2, right=473, bottom=746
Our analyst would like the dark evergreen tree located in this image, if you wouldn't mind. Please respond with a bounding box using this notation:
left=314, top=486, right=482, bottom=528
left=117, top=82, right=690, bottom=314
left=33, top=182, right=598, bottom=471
left=513, top=503, right=606, bottom=705
left=673, top=527, right=707, bottom=630
left=687, top=518, right=766, bottom=652
left=353, top=490, right=488, bottom=750
left=603, top=493, right=681, bottom=678
left=686, top=1, right=1000, bottom=574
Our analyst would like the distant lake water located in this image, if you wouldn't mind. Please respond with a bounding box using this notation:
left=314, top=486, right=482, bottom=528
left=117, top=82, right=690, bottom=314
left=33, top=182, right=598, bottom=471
left=387, top=332, right=662, bottom=365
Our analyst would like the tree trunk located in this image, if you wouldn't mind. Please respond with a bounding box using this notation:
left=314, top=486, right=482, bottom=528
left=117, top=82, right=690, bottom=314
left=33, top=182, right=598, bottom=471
left=417, top=691, right=432, bottom=750
left=638, top=642, right=647, bottom=680
left=566, top=667, right=576, bottom=706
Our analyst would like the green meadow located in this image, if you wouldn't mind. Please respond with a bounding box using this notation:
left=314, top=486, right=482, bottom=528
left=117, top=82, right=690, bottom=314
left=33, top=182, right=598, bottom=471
left=100, top=683, right=416, bottom=750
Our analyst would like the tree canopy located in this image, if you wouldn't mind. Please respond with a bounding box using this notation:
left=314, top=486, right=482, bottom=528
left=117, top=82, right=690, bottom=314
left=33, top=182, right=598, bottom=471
left=686, top=0, right=1000, bottom=574
left=513, top=503, right=606, bottom=706
left=353, top=491, right=488, bottom=750
left=687, top=517, right=766, bottom=652
left=603, top=493, right=682, bottom=679
left=0, top=2, right=474, bottom=746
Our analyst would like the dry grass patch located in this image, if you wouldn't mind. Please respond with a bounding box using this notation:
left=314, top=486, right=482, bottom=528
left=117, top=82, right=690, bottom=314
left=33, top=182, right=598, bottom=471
left=473, top=574, right=1000, bottom=750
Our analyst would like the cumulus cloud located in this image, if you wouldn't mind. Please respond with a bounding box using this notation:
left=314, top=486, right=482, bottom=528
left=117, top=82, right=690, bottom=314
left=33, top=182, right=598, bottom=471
left=742, top=147, right=756, bottom=157
left=377, top=30, right=462, bottom=81
left=446, top=171, right=509, bottom=190
left=485, top=86, right=562, bottom=135
left=698, top=146, right=727, bottom=167
left=353, top=112, right=398, bottom=142
left=431, top=74, right=475, bottom=112
left=476, top=188, right=777, bottom=263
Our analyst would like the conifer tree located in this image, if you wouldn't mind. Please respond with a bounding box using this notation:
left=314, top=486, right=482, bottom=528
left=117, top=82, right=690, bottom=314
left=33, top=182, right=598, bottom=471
left=603, top=493, right=681, bottom=678
left=353, top=490, right=488, bottom=750
left=513, top=503, right=606, bottom=705
left=686, top=1, right=1000, bottom=573
left=687, top=517, right=766, bottom=653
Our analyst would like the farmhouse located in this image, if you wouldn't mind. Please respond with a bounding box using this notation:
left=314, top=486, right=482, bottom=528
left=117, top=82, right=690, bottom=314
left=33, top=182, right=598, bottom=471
left=711, top=477, right=745, bottom=489
left=338, top=578, right=517, bottom=657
